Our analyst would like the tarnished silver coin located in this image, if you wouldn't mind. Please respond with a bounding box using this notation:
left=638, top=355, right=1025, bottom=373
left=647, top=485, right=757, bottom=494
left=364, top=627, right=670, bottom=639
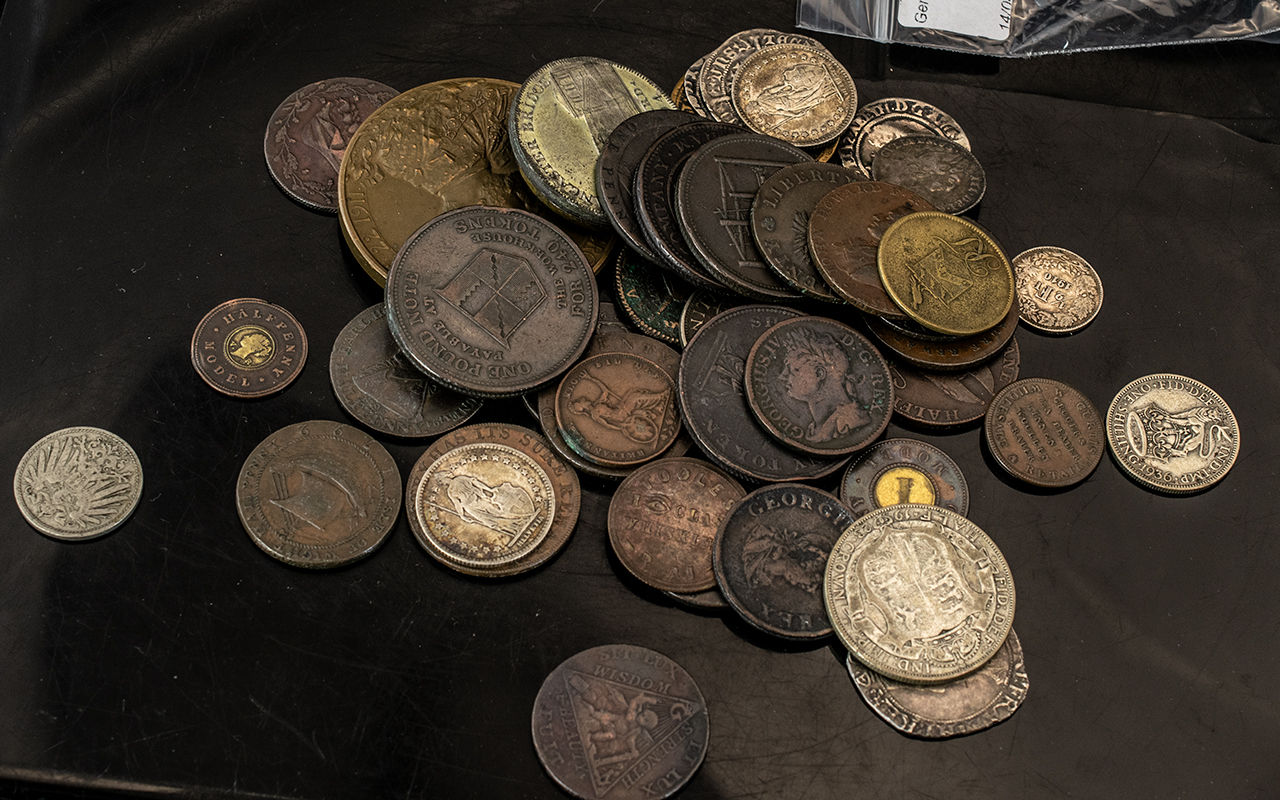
left=826, top=504, right=1015, bottom=684
left=871, top=135, right=985, bottom=215
left=236, top=421, right=401, bottom=568
left=532, top=644, right=709, bottom=800
left=839, top=438, right=969, bottom=518
left=837, top=97, right=971, bottom=179
left=330, top=304, right=483, bottom=437
left=731, top=43, right=857, bottom=148
left=681, top=57, right=711, bottom=118
left=1106, top=374, right=1239, bottom=494
left=848, top=628, right=1028, bottom=738
left=697, top=28, right=821, bottom=125
left=1012, top=247, right=1104, bottom=333
left=14, top=427, right=143, bottom=540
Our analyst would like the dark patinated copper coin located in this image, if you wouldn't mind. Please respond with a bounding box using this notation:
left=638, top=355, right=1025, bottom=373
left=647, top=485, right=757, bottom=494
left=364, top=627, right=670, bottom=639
left=807, top=181, right=934, bottom=318
left=714, top=484, right=854, bottom=639
left=384, top=206, right=598, bottom=398
left=839, top=438, right=969, bottom=518
left=555, top=352, right=681, bottom=468
left=634, top=121, right=744, bottom=293
left=871, top=135, right=986, bottom=215
left=405, top=422, right=580, bottom=577
left=191, top=298, right=307, bottom=398
left=678, top=305, right=849, bottom=483
left=985, top=377, right=1104, bottom=488
left=679, top=290, right=739, bottom=347
left=865, top=297, right=1019, bottom=372
left=330, top=304, right=483, bottom=437
left=675, top=133, right=810, bottom=300
left=890, top=337, right=1021, bottom=427
left=264, top=77, right=397, bottom=213
left=532, top=644, right=709, bottom=800
left=609, top=457, right=747, bottom=593
left=597, top=109, right=703, bottom=262
left=535, top=386, right=633, bottom=481
left=750, top=161, right=861, bottom=303
left=665, top=587, right=731, bottom=610
left=613, top=248, right=691, bottom=346
left=744, top=316, right=893, bottom=457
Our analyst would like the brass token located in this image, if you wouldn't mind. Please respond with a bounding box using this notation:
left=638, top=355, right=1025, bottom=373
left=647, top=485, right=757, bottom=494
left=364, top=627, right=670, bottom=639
left=839, top=438, right=969, bottom=518
left=411, top=442, right=555, bottom=568
left=1106, top=374, right=1239, bottom=494
left=510, top=57, right=674, bottom=229
left=877, top=212, right=1014, bottom=336
left=14, top=427, right=143, bottom=541
left=236, top=421, right=400, bottom=568
left=732, top=44, right=857, bottom=148
left=825, top=504, right=1015, bottom=684
left=985, top=378, right=1105, bottom=488
left=405, top=423, right=580, bottom=577
left=1012, top=246, right=1104, bottom=333
left=555, top=352, right=681, bottom=468
left=191, top=298, right=307, bottom=398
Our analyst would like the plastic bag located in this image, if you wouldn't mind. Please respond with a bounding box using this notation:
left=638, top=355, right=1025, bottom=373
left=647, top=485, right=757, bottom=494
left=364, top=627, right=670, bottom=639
left=797, top=0, right=1280, bottom=56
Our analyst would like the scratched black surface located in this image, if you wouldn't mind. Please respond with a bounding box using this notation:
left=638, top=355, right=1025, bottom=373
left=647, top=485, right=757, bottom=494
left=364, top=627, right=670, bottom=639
left=1, top=1, right=1278, bottom=798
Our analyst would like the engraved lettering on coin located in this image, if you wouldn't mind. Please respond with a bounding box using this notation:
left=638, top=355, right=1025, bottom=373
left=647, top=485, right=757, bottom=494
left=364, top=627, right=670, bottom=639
left=837, top=97, right=971, bottom=179
left=839, top=438, right=969, bottom=518
left=1012, top=246, right=1103, bottom=333
left=556, top=353, right=680, bottom=467
left=14, top=427, right=143, bottom=540
left=985, top=378, right=1104, bottom=488
left=191, top=298, right=308, bottom=398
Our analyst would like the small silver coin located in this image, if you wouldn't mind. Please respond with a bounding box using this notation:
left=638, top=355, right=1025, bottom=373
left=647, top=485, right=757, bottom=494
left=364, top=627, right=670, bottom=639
left=1012, top=247, right=1104, bottom=333
left=870, top=135, right=985, bottom=215
left=14, top=427, right=143, bottom=540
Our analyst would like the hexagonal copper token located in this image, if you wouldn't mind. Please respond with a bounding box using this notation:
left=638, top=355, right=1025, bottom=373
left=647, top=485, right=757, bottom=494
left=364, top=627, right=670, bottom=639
left=191, top=298, right=307, bottom=398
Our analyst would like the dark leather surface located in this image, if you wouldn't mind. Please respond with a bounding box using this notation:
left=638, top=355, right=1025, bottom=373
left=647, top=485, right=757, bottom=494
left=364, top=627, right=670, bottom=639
left=1, top=1, right=1277, bottom=798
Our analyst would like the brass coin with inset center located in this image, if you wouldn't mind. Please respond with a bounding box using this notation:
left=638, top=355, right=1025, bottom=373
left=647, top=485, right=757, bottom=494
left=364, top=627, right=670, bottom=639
left=191, top=298, right=307, bottom=398
left=839, top=438, right=969, bottom=518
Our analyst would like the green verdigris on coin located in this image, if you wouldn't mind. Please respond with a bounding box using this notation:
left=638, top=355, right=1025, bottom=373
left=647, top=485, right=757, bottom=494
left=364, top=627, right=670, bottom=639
left=14, top=427, right=143, bottom=540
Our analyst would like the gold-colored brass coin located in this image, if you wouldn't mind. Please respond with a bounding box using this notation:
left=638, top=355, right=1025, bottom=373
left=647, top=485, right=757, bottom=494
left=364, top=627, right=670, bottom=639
left=877, top=212, right=1014, bottom=337
left=510, top=57, right=674, bottom=230
left=338, top=78, right=539, bottom=286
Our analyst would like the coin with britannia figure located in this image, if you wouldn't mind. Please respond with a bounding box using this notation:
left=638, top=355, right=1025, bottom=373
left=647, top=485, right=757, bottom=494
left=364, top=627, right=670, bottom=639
left=14, top=427, right=143, bottom=540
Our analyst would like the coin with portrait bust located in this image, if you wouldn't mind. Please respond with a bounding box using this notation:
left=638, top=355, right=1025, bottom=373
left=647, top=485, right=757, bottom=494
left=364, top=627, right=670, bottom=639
left=837, top=97, right=970, bottom=179
left=191, top=298, right=307, bottom=398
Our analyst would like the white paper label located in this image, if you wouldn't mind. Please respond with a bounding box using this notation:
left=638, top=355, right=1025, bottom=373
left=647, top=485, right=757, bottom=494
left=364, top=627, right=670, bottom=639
left=897, top=0, right=1013, bottom=41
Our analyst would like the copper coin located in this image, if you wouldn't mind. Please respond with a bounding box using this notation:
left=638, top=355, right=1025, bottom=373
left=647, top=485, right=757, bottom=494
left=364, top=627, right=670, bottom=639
left=665, top=586, right=731, bottom=610
left=871, top=135, right=986, bottom=215
left=609, top=457, right=747, bottom=592
left=890, top=337, right=1021, bottom=427
left=584, top=329, right=681, bottom=376
left=236, top=421, right=400, bottom=568
left=678, top=305, right=849, bottom=483
left=535, top=385, right=634, bottom=481
left=531, top=644, right=709, bottom=800
left=264, top=77, right=397, bottom=213
left=613, top=247, right=691, bottom=346
left=750, top=161, right=861, bottom=303
left=679, top=289, right=740, bottom=347
left=329, top=304, right=483, bottom=437
left=191, top=298, right=307, bottom=398
left=984, top=378, right=1105, bottom=488
left=405, top=422, right=580, bottom=577
left=865, top=296, right=1019, bottom=371
left=555, top=352, right=681, bottom=468
left=744, top=316, right=893, bottom=457
left=384, top=206, right=598, bottom=398
left=839, top=438, right=969, bottom=518
left=714, top=484, right=854, bottom=639
left=808, top=181, right=935, bottom=318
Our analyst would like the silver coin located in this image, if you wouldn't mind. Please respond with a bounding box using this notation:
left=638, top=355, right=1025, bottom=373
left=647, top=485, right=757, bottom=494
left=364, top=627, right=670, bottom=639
left=14, top=427, right=143, bottom=540
left=870, top=135, right=986, bottom=215
left=1012, top=247, right=1104, bottom=333
left=1106, top=374, right=1239, bottom=493
left=837, top=97, right=971, bottom=178
left=848, top=628, right=1028, bottom=737
left=682, top=56, right=711, bottom=118
left=697, top=28, right=821, bottom=125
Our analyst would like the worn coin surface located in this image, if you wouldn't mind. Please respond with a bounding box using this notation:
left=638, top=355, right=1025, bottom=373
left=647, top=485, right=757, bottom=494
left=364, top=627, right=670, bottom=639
left=675, top=133, right=809, bottom=300
left=878, top=212, right=1014, bottom=337
left=1106, top=374, right=1239, bottom=494
left=715, top=484, right=854, bottom=639
left=680, top=57, right=710, bottom=117
left=837, top=97, right=971, bottom=178
left=744, top=316, right=893, bottom=457
left=613, top=248, right=690, bottom=346
left=406, top=422, right=580, bottom=577
left=839, top=438, right=969, bottom=518
left=14, top=427, right=143, bottom=540
left=596, top=109, right=702, bottom=262
left=985, top=378, right=1104, bottom=488
left=412, top=442, right=554, bottom=567
left=609, top=457, right=746, bottom=593
left=535, top=386, right=634, bottom=481
left=330, top=304, right=483, bottom=437
left=264, top=77, right=397, bottom=213
left=890, top=337, right=1021, bottom=427
left=678, top=305, right=849, bottom=483
left=698, top=28, right=821, bottom=125
left=191, top=298, right=307, bottom=398
left=808, top=181, right=934, bottom=318
left=750, top=161, right=860, bottom=303
left=385, top=206, right=598, bottom=398
left=871, top=135, right=986, bottom=215
left=826, top=503, right=1015, bottom=684
left=236, top=421, right=400, bottom=568
left=732, top=44, right=857, bottom=147
left=848, top=628, right=1028, bottom=737
left=556, top=352, right=681, bottom=468
left=1012, top=247, right=1104, bottom=333
left=865, top=297, right=1019, bottom=372
left=531, top=644, right=709, bottom=800
left=679, top=290, right=739, bottom=347
left=511, top=57, right=674, bottom=229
